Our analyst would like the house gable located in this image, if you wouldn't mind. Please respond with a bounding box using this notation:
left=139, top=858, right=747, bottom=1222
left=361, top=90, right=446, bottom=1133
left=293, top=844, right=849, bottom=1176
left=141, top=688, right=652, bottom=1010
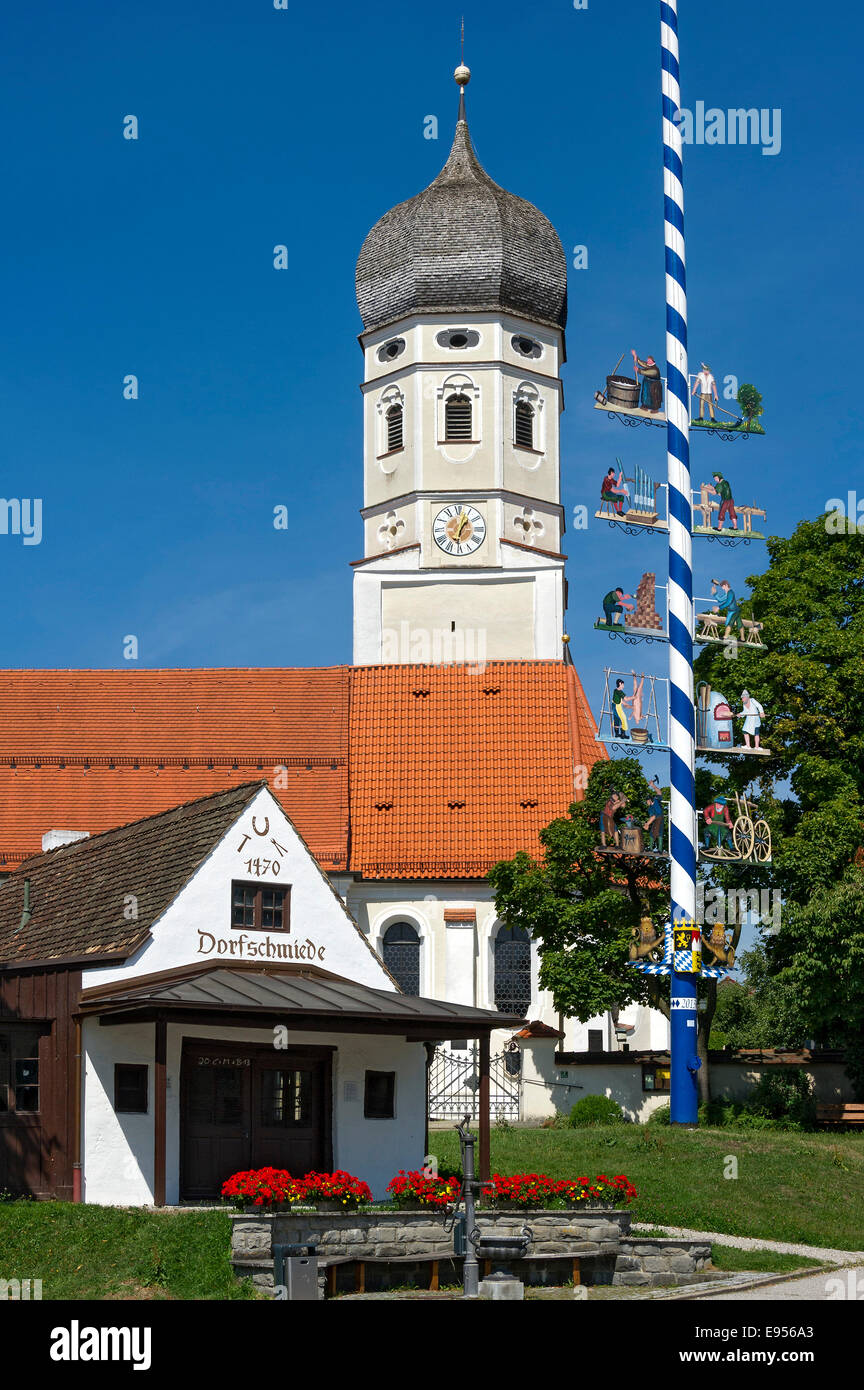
left=83, top=786, right=394, bottom=992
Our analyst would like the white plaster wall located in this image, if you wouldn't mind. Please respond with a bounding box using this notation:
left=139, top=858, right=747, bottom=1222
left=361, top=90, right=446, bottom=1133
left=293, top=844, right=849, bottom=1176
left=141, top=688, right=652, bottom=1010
left=82, top=1018, right=427, bottom=1205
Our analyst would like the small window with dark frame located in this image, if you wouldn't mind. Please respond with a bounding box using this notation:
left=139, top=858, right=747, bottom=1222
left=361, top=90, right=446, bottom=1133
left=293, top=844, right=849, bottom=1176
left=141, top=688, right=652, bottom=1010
left=587, top=1029, right=604, bottom=1054
left=231, top=881, right=290, bottom=932
left=364, top=1070, right=395, bottom=1119
left=444, top=393, right=473, bottom=441
left=514, top=400, right=535, bottom=449
left=0, top=1028, right=43, bottom=1114
left=115, top=1064, right=148, bottom=1114
left=385, top=403, right=403, bottom=452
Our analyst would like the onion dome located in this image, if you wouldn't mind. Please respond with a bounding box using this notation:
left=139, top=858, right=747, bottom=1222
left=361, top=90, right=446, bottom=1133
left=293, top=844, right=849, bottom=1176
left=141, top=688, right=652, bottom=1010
left=356, top=73, right=567, bottom=335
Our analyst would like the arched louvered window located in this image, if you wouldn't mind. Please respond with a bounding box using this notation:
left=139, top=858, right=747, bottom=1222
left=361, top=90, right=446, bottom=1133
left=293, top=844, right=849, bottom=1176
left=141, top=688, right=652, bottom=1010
left=445, top=393, right=473, bottom=441
left=382, top=922, right=420, bottom=995
left=386, top=403, right=403, bottom=452
left=493, top=924, right=531, bottom=1015
left=514, top=400, right=535, bottom=450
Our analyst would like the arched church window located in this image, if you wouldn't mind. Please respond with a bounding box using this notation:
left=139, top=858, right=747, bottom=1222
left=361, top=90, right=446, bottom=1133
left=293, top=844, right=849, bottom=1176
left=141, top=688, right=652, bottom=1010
left=382, top=922, right=420, bottom=995
left=493, top=924, right=531, bottom=1015
left=514, top=400, right=535, bottom=450
left=386, top=403, right=404, bottom=453
left=445, top=393, right=473, bottom=441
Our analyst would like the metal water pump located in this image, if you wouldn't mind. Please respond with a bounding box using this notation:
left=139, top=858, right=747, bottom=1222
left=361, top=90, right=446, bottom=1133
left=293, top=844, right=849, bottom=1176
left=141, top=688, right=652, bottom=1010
left=444, top=1114, right=531, bottom=1298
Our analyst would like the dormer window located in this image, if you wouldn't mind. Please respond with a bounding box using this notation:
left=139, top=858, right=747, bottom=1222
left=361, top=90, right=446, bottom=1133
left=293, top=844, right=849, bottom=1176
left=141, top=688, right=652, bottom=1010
left=512, top=334, right=542, bottom=360
left=445, top=393, right=473, bottom=441
left=377, top=337, right=406, bottom=363
left=437, top=328, right=480, bottom=351
left=514, top=400, right=535, bottom=449
left=386, top=403, right=404, bottom=452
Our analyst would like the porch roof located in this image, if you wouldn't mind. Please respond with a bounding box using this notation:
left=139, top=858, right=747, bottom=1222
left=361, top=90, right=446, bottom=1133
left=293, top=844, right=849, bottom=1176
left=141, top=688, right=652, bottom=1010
left=80, top=962, right=524, bottom=1040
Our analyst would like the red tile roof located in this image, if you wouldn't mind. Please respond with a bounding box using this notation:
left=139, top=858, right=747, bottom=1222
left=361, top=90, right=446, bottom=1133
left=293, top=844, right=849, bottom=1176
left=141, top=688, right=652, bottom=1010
left=347, top=661, right=605, bottom=879
left=0, top=669, right=350, bottom=871
left=0, top=661, right=605, bottom=880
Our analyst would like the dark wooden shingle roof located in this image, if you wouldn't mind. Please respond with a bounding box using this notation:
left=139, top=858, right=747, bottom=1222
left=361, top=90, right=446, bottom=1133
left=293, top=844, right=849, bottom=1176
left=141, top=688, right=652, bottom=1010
left=0, top=782, right=263, bottom=966
left=356, top=98, right=567, bottom=335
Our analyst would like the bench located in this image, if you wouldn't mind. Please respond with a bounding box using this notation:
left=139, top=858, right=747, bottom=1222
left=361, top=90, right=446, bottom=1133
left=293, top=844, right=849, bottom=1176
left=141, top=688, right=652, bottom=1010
left=816, top=1103, right=864, bottom=1128
left=320, top=1249, right=594, bottom=1295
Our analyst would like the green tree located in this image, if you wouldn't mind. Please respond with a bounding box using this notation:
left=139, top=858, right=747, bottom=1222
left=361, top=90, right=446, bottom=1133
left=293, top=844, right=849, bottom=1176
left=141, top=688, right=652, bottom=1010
left=489, top=758, right=666, bottom=1024
left=490, top=758, right=721, bottom=1103
left=736, top=382, right=764, bottom=429
left=693, top=515, right=864, bottom=1092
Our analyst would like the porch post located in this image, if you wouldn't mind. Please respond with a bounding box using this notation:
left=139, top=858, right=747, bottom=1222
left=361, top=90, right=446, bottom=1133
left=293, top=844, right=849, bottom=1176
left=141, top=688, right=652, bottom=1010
left=154, top=1016, right=167, bottom=1207
left=72, top=1017, right=83, bottom=1202
left=478, top=1032, right=490, bottom=1180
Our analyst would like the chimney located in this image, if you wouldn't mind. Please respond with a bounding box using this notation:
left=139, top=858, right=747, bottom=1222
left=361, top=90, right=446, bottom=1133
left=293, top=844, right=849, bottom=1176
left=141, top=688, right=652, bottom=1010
left=42, top=829, right=90, bottom=852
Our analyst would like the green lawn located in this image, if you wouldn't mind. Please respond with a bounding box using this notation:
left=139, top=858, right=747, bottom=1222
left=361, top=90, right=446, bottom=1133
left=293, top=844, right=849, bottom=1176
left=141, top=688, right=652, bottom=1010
left=709, top=1246, right=820, bottom=1274
left=0, top=1204, right=259, bottom=1300
left=428, top=1125, right=864, bottom=1251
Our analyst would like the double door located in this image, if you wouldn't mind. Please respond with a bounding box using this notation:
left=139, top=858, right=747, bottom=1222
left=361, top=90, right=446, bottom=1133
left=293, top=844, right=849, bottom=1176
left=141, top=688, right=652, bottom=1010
left=180, top=1040, right=332, bottom=1199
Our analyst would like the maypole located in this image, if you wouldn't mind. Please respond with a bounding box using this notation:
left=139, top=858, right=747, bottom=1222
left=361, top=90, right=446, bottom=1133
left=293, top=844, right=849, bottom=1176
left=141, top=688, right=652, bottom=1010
left=661, top=0, right=699, bottom=1123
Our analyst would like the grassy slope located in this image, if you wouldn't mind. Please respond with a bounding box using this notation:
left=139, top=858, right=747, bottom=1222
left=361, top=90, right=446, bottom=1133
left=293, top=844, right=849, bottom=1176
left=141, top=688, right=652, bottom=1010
left=0, top=1204, right=258, bottom=1301
left=428, top=1126, right=864, bottom=1251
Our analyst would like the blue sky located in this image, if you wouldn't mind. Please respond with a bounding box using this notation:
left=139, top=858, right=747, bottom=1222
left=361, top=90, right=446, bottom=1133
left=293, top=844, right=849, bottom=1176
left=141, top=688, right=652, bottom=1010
left=1, top=0, right=859, bottom=708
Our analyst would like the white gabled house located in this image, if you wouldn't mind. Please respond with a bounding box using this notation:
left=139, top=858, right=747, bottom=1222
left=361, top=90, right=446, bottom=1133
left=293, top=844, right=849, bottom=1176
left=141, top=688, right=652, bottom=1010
left=0, top=783, right=519, bottom=1204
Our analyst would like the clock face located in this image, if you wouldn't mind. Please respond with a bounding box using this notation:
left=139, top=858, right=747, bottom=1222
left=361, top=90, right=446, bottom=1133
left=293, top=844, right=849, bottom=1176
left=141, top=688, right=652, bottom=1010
left=432, top=504, right=487, bottom=556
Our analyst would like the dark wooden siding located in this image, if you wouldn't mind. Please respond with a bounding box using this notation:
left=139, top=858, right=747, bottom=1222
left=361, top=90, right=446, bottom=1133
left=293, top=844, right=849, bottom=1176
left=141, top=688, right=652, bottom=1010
left=0, top=967, right=80, bottom=1198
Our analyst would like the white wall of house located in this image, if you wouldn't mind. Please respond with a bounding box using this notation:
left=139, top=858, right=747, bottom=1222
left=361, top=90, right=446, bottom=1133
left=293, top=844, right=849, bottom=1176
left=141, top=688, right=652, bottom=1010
left=530, top=1059, right=855, bottom=1125
left=81, top=1018, right=427, bottom=1205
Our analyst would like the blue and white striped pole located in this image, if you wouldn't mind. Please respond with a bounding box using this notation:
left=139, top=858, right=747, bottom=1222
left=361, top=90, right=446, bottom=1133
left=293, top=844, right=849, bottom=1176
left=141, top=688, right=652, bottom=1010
left=661, top=0, right=700, bottom=1123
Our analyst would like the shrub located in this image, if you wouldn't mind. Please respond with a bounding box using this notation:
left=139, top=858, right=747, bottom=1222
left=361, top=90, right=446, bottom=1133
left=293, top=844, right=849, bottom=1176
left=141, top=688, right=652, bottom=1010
left=570, top=1094, right=625, bottom=1127
left=743, top=1070, right=817, bottom=1130
left=647, top=1103, right=671, bottom=1125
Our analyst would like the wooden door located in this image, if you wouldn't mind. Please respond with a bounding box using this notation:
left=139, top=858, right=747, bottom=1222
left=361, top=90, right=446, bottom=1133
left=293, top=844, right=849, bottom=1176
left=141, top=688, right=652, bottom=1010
left=181, top=1047, right=253, bottom=1199
left=253, top=1055, right=328, bottom=1174
left=181, top=1042, right=331, bottom=1198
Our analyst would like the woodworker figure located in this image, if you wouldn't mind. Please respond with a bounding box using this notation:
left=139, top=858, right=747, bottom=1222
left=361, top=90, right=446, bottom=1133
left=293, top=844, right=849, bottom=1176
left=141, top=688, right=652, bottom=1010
left=707, top=471, right=737, bottom=531
left=710, top=579, right=741, bottom=637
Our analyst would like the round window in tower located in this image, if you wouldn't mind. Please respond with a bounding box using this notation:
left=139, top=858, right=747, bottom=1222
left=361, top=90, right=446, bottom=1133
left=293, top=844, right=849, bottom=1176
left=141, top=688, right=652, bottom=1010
left=511, top=334, right=542, bottom=360
left=436, top=328, right=480, bottom=351
left=377, top=337, right=406, bottom=364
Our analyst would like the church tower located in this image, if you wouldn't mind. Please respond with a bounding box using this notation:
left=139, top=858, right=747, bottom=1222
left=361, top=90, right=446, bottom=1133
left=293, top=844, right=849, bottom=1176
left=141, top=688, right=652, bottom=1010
left=353, top=65, right=569, bottom=665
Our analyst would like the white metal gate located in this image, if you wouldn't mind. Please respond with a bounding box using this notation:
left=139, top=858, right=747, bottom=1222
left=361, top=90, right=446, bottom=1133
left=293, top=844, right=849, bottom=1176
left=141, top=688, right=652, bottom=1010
left=428, top=1044, right=522, bottom=1122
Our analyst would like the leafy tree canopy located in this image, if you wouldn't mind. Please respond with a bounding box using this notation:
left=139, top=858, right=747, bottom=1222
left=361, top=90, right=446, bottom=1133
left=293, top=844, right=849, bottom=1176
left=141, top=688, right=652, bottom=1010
left=489, top=757, right=668, bottom=1023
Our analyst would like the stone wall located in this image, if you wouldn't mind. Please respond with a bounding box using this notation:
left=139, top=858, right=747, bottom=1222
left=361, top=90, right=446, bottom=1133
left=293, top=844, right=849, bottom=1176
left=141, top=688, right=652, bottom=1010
left=615, top=1238, right=713, bottom=1287
left=230, top=1208, right=715, bottom=1295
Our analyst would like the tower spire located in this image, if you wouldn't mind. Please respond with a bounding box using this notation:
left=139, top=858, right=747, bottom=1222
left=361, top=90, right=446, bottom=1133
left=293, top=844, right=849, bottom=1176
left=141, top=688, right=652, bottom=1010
left=454, top=20, right=470, bottom=123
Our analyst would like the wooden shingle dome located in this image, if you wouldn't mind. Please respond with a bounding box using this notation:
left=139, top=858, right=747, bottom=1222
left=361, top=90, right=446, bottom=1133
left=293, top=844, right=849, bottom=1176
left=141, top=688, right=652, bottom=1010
left=355, top=91, right=568, bottom=335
